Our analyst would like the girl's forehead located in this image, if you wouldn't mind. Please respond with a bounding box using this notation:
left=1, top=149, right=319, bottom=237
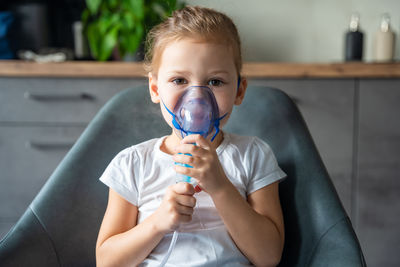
left=157, top=39, right=236, bottom=74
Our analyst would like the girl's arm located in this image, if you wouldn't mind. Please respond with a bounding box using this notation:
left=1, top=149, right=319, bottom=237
left=96, top=189, right=163, bottom=267
left=211, top=181, right=284, bottom=267
left=96, top=184, right=196, bottom=267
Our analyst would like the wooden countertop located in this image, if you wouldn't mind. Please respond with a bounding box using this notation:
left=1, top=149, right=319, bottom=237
left=0, top=60, right=400, bottom=78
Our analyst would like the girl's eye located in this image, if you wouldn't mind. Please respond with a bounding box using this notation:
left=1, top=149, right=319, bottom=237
left=172, top=78, right=187, bottom=85
left=208, top=79, right=224, bottom=87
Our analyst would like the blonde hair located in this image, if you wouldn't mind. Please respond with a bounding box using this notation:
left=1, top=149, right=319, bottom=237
left=144, top=6, right=242, bottom=76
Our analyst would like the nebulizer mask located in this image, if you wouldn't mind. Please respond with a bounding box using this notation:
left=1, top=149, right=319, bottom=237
left=163, top=85, right=227, bottom=142
left=159, top=85, right=227, bottom=267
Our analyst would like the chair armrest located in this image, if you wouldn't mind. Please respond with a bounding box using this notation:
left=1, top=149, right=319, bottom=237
left=307, top=217, right=366, bottom=267
left=0, top=207, right=59, bottom=265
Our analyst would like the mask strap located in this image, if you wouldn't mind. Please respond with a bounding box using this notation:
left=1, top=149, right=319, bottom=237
left=237, top=76, right=241, bottom=91
left=210, top=112, right=228, bottom=142
left=162, top=101, right=188, bottom=138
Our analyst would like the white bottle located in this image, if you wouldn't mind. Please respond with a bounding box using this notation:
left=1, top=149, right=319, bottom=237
left=373, top=13, right=396, bottom=62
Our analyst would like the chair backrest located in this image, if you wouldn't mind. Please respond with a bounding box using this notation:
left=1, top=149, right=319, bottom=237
left=226, top=86, right=365, bottom=266
left=0, top=85, right=365, bottom=266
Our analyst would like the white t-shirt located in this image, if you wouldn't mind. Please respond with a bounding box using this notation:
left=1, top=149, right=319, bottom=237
left=99, top=132, right=286, bottom=266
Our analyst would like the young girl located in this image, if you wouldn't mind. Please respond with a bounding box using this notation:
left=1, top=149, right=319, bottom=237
left=96, top=6, right=286, bottom=267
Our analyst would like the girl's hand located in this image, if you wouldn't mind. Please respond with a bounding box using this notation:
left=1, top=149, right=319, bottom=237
left=173, top=134, right=230, bottom=196
left=153, top=183, right=196, bottom=234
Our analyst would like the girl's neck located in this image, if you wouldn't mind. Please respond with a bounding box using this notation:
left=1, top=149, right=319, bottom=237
left=160, top=131, right=224, bottom=155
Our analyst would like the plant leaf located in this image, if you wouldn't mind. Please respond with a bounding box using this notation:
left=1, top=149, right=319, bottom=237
left=97, top=15, right=114, bottom=35
left=118, top=35, right=128, bottom=56
left=118, top=22, right=143, bottom=58
left=127, top=0, right=145, bottom=19
left=83, top=0, right=185, bottom=61
left=122, top=12, right=135, bottom=30
left=81, top=9, right=90, bottom=26
left=129, top=25, right=144, bottom=53
left=108, top=0, right=119, bottom=9
left=86, top=0, right=102, bottom=15
left=99, top=25, right=120, bottom=61
left=110, top=13, right=121, bottom=26
left=87, top=23, right=100, bottom=59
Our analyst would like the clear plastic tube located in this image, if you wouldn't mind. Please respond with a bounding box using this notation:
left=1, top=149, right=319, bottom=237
left=159, top=230, right=179, bottom=267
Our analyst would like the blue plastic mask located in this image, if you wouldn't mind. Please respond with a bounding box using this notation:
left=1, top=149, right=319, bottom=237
left=162, top=86, right=228, bottom=142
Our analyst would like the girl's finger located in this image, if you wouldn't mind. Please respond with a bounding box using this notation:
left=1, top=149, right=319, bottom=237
left=176, top=203, right=194, bottom=215
left=176, top=194, right=197, bottom=208
left=172, top=182, right=195, bottom=195
left=181, top=134, right=211, bottom=150
left=174, top=164, right=196, bottom=178
left=175, top=143, right=206, bottom=157
left=173, top=153, right=197, bottom=166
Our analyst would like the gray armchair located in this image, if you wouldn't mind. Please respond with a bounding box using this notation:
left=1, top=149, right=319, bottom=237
left=0, top=85, right=366, bottom=266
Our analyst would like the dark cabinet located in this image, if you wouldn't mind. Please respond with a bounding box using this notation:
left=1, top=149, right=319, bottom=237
left=356, top=79, right=400, bottom=267
left=0, top=77, right=147, bottom=237
left=0, top=125, right=84, bottom=230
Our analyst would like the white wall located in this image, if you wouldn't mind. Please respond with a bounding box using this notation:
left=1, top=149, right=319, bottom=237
left=186, top=0, right=400, bottom=62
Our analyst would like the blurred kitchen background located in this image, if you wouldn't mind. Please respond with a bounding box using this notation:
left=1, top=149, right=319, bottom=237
left=0, top=0, right=399, bottom=62
left=0, top=0, right=399, bottom=266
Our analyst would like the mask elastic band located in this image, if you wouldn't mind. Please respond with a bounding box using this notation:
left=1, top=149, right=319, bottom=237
left=210, top=112, right=228, bottom=141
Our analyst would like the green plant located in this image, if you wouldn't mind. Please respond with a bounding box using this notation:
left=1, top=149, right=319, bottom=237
left=82, top=0, right=185, bottom=61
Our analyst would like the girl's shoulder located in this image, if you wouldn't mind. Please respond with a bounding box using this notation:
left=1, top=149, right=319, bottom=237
left=131, top=137, right=164, bottom=151
left=223, top=132, right=271, bottom=153
left=224, top=132, right=258, bottom=144
left=114, top=136, right=166, bottom=160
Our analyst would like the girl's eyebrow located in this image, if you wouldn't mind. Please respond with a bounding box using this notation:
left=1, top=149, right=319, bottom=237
left=209, top=70, right=230, bottom=76
left=166, top=70, right=191, bottom=76
left=165, top=70, right=231, bottom=77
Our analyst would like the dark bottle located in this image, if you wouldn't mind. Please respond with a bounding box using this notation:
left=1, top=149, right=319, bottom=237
left=345, top=13, right=364, bottom=61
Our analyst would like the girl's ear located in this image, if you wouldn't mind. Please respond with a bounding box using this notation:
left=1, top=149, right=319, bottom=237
left=234, top=76, right=247, bottom=105
left=148, top=73, right=160, bottom=103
